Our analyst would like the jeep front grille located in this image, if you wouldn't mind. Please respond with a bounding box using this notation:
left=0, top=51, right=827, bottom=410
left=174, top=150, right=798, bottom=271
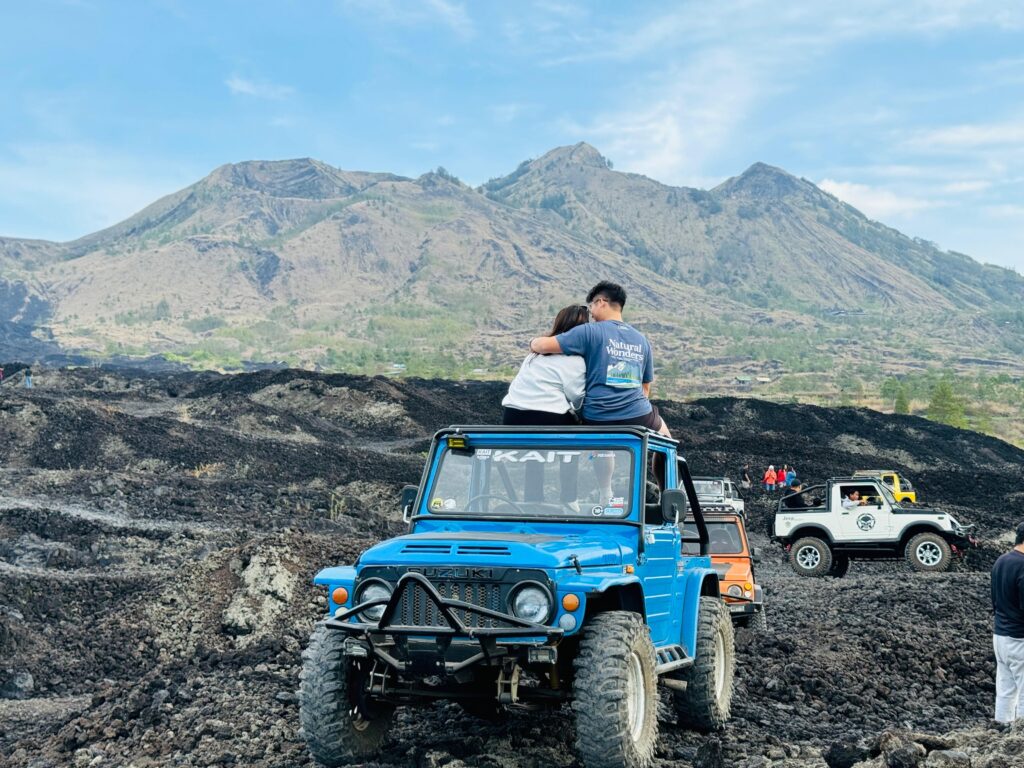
left=396, top=581, right=510, bottom=629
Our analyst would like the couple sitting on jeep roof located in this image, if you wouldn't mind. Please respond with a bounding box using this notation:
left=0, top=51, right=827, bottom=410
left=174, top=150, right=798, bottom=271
left=501, top=280, right=671, bottom=437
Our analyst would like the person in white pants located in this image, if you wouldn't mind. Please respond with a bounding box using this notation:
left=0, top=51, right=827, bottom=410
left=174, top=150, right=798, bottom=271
left=992, top=521, right=1024, bottom=723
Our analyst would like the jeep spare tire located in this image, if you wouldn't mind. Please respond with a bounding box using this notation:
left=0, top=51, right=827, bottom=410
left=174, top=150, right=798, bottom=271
left=905, top=532, right=952, bottom=572
left=299, top=624, right=394, bottom=767
left=674, top=596, right=735, bottom=731
left=573, top=611, right=658, bottom=768
left=789, top=537, right=833, bottom=577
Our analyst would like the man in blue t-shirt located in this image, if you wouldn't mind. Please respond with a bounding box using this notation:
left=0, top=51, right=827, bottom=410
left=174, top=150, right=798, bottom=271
left=530, top=281, right=670, bottom=437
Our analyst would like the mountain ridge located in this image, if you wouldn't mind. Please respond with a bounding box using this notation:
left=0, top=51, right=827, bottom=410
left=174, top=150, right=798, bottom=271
left=0, top=146, right=1021, bottom=415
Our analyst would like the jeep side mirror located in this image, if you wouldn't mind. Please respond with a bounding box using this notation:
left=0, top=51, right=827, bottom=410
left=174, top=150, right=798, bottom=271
left=661, top=489, right=685, bottom=525
left=400, top=485, right=418, bottom=522
left=751, top=547, right=762, bottom=563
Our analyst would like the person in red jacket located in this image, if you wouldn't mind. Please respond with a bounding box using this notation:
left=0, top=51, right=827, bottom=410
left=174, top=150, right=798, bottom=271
left=763, top=465, right=777, bottom=492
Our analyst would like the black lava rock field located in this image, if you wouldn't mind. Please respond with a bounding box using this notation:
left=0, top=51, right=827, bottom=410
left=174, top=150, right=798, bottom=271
left=1, top=367, right=1023, bottom=767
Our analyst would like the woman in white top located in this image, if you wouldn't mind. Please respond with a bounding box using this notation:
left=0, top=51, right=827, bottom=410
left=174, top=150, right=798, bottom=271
left=502, top=304, right=589, bottom=426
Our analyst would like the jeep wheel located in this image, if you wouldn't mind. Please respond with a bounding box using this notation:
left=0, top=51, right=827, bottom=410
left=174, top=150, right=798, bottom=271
left=789, top=537, right=833, bottom=577
left=573, top=611, right=658, bottom=768
left=299, top=624, right=394, bottom=767
left=674, top=596, right=735, bottom=731
left=905, top=532, right=952, bottom=572
left=751, top=606, right=768, bottom=631
left=829, top=555, right=850, bottom=578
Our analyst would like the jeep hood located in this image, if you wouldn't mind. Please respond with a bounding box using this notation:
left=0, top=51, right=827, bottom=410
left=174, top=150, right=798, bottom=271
left=358, top=531, right=632, bottom=569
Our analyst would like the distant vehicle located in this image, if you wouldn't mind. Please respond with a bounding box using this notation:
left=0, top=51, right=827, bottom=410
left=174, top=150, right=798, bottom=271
left=691, top=476, right=745, bottom=515
left=682, top=511, right=766, bottom=630
left=772, top=477, right=974, bottom=577
left=853, top=469, right=918, bottom=503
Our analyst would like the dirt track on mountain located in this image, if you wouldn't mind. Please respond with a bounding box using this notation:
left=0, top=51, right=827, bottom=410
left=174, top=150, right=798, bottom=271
left=1, top=367, right=1023, bottom=767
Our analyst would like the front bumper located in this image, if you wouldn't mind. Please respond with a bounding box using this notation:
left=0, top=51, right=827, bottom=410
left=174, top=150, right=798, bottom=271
left=726, top=600, right=763, bottom=617
left=325, top=572, right=563, bottom=675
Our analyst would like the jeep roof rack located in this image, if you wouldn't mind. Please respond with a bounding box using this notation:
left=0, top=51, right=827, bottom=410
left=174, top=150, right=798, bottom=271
left=435, top=424, right=679, bottom=447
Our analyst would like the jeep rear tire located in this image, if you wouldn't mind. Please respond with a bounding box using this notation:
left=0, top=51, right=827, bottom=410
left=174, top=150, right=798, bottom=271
left=905, top=532, right=952, bottom=572
left=299, top=624, right=394, bottom=767
left=789, top=537, right=833, bottom=577
left=674, top=596, right=734, bottom=731
left=573, top=611, right=658, bottom=768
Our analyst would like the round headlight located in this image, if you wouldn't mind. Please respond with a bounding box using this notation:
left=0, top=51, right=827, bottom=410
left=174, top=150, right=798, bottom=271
left=727, top=585, right=742, bottom=598
left=511, top=584, right=552, bottom=624
left=357, top=581, right=393, bottom=622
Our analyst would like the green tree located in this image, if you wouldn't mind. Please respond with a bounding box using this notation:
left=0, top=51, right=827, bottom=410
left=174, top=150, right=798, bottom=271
left=894, top=386, right=910, bottom=415
left=928, top=378, right=966, bottom=428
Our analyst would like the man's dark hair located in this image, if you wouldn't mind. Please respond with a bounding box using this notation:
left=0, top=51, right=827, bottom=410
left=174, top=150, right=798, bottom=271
left=587, top=281, right=627, bottom=308
left=1016, top=521, right=1024, bottom=546
left=789, top=480, right=802, bottom=489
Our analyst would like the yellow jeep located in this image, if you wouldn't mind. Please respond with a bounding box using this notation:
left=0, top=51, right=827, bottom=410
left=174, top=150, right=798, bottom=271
left=852, top=470, right=917, bottom=503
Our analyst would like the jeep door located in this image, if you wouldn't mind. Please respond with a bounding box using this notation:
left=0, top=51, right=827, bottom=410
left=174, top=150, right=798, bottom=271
left=638, top=447, right=681, bottom=646
left=836, top=482, right=893, bottom=540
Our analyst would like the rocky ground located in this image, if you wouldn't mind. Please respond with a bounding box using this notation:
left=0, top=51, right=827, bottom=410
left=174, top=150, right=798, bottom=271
left=1, top=366, right=1023, bottom=768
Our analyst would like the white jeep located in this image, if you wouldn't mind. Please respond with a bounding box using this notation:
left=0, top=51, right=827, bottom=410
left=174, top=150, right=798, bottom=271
left=772, top=477, right=975, bottom=577
left=692, top=476, right=745, bottom=515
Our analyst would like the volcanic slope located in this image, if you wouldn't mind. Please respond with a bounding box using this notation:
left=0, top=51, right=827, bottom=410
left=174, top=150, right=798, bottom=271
left=2, top=146, right=1023, bottom=380
left=1, top=368, right=1022, bottom=767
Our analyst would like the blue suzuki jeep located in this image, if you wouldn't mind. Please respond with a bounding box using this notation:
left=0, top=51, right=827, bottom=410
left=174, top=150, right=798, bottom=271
left=300, top=426, right=734, bottom=768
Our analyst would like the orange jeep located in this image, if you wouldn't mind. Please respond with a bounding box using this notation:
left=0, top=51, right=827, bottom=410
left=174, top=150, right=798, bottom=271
left=682, top=511, right=766, bottom=630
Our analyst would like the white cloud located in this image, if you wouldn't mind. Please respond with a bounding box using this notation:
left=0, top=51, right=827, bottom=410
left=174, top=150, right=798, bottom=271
left=818, top=179, right=938, bottom=219
left=491, top=103, right=528, bottom=123
left=424, top=0, right=474, bottom=38
left=561, top=49, right=760, bottom=185
left=0, top=142, right=197, bottom=241
left=225, top=75, right=294, bottom=100
left=941, top=180, right=991, bottom=193
left=908, top=120, right=1024, bottom=150
left=985, top=203, right=1024, bottom=218
left=337, top=0, right=473, bottom=38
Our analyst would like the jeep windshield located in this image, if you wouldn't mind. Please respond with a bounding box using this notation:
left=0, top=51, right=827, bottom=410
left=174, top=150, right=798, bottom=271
left=681, top=520, right=743, bottom=555
left=693, top=480, right=725, bottom=499
left=426, top=445, right=635, bottom=518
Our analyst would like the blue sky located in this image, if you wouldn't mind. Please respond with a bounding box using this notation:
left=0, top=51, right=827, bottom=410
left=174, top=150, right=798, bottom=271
left=1, top=0, right=1022, bottom=271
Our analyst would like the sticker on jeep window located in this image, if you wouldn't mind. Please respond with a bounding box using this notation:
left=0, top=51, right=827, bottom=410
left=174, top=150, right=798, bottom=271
left=490, top=450, right=582, bottom=463
left=430, top=498, right=444, bottom=510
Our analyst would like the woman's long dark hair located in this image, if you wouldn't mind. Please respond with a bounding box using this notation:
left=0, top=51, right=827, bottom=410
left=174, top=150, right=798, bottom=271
left=548, top=304, right=590, bottom=336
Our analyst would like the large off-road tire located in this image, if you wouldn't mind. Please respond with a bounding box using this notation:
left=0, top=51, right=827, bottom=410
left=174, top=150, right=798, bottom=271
left=789, top=537, right=833, bottom=577
left=751, top=606, right=768, bottom=631
left=905, top=532, right=952, bottom=572
left=299, top=624, right=394, bottom=767
left=829, top=554, right=851, bottom=578
left=573, top=611, right=659, bottom=768
left=674, top=596, right=735, bottom=731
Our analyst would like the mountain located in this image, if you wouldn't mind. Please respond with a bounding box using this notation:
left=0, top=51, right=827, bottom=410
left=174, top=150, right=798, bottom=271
left=1, top=145, right=1023, bottom=432
left=483, top=144, right=1023, bottom=311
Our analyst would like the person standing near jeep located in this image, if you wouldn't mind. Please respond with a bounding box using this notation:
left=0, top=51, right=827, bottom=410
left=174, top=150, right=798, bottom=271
left=992, top=521, right=1024, bottom=723
left=529, top=281, right=670, bottom=437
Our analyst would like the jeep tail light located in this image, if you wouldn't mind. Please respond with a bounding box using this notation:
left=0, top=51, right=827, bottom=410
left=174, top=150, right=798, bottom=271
left=332, top=587, right=349, bottom=606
